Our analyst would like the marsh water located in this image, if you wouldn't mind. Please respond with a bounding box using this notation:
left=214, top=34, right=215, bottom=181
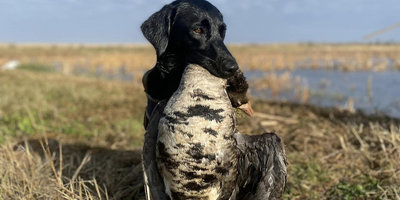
left=69, top=66, right=400, bottom=118
left=244, top=69, right=400, bottom=118
left=20, top=62, right=400, bottom=119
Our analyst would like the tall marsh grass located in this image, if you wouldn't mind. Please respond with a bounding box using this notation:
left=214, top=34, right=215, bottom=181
left=2, top=44, right=400, bottom=74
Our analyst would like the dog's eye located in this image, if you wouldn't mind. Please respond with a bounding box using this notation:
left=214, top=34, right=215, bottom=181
left=194, top=28, right=202, bottom=34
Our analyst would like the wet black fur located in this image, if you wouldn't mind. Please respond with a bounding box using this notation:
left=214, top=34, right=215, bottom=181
left=141, top=0, right=247, bottom=104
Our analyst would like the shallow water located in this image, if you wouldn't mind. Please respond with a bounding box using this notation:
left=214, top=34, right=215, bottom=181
left=22, top=62, right=400, bottom=118
left=244, top=69, right=400, bottom=118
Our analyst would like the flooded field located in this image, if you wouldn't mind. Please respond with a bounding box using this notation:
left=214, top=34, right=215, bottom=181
left=2, top=44, right=400, bottom=118
left=246, top=69, right=400, bottom=118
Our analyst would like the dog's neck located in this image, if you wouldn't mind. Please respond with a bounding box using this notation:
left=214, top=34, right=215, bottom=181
left=146, top=50, right=187, bottom=101
left=156, top=51, right=186, bottom=78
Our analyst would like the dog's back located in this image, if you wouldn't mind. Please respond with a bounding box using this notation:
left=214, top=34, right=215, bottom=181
left=156, top=64, right=238, bottom=200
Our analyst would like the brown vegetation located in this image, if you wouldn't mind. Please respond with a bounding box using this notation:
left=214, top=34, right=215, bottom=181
left=1, top=69, right=399, bottom=199
left=2, top=44, right=400, bottom=73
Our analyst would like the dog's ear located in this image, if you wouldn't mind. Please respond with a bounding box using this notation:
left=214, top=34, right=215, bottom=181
left=141, top=4, right=177, bottom=57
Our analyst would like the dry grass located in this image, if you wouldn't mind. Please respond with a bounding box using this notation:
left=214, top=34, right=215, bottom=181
left=238, top=101, right=400, bottom=199
left=251, top=71, right=294, bottom=98
left=0, top=70, right=147, bottom=199
left=0, top=70, right=146, bottom=145
left=249, top=71, right=314, bottom=104
left=2, top=44, right=400, bottom=74
left=231, top=44, right=400, bottom=71
left=2, top=42, right=400, bottom=199
left=0, top=44, right=155, bottom=75
left=1, top=69, right=400, bottom=199
left=0, top=138, right=144, bottom=200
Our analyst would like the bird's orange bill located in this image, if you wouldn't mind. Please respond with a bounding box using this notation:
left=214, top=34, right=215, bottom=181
left=238, top=102, right=254, bottom=116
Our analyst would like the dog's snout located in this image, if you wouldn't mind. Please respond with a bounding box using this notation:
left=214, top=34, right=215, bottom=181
left=225, top=64, right=239, bottom=75
left=222, top=59, right=239, bottom=77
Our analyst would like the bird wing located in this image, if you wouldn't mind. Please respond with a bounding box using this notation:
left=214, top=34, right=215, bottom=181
left=142, top=100, right=170, bottom=200
left=233, top=132, right=287, bottom=200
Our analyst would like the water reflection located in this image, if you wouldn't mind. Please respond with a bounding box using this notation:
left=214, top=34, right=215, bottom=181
left=245, top=69, right=400, bottom=118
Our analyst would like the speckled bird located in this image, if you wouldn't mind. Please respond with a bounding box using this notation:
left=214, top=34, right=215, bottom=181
left=142, top=64, right=287, bottom=200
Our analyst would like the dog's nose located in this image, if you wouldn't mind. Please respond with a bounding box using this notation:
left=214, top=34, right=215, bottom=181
left=226, top=64, right=239, bottom=74
left=222, top=59, right=239, bottom=77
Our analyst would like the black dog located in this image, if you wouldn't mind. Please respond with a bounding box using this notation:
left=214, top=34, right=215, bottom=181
left=141, top=1, right=287, bottom=199
left=141, top=0, right=252, bottom=128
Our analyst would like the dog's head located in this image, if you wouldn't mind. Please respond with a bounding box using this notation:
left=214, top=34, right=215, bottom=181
left=141, top=0, right=239, bottom=79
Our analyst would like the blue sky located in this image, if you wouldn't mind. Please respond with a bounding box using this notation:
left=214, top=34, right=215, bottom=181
left=0, top=0, right=399, bottom=43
